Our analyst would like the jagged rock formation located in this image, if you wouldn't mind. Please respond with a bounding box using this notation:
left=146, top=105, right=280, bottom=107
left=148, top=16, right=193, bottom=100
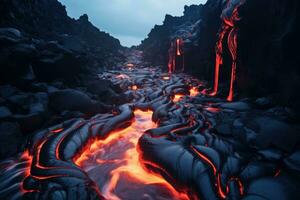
left=140, top=0, right=223, bottom=79
left=140, top=0, right=300, bottom=115
left=0, top=0, right=125, bottom=85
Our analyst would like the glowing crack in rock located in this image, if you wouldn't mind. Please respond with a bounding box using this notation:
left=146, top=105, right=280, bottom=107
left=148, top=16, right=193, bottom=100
left=74, top=110, right=190, bottom=200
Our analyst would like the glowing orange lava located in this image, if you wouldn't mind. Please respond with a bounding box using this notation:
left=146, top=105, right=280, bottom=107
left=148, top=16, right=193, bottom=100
left=74, top=110, right=190, bottom=200
left=173, top=94, right=185, bottom=103
left=132, top=85, right=138, bottom=90
left=189, top=87, right=199, bottom=97
left=211, top=0, right=245, bottom=101
left=20, top=150, right=34, bottom=193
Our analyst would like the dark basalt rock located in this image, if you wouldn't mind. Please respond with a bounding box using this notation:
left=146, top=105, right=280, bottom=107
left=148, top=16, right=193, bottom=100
left=49, top=89, right=109, bottom=115
left=0, top=122, right=22, bottom=159
left=140, top=0, right=300, bottom=115
left=219, top=102, right=251, bottom=111
left=244, top=177, right=300, bottom=200
left=245, top=116, right=300, bottom=152
left=284, top=150, right=300, bottom=172
left=0, top=0, right=125, bottom=85
left=0, top=106, right=12, bottom=118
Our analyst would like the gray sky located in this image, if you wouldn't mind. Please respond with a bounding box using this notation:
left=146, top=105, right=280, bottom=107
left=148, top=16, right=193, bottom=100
left=58, top=0, right=207, bottom=47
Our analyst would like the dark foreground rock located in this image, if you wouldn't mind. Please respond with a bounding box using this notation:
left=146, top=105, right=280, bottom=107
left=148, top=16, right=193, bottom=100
left=49, top=89, right=111, bottom=114
left=0, top=122, right=22, bottom=159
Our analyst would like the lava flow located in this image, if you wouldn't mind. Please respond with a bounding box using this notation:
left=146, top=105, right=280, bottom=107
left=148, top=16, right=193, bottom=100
left=74, top=110, right=190, bottom=200
left=211, top=0, right=245, bottom=101
left=168, top=38, right=184, bottom=73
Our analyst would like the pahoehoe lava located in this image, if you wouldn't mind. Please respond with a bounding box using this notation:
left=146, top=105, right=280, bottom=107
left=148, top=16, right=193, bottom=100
left=0, top=50, right=299, bottom=200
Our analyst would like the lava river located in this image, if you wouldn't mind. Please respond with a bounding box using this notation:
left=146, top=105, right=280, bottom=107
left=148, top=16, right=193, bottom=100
left=74, top=110, right=190, bottom=200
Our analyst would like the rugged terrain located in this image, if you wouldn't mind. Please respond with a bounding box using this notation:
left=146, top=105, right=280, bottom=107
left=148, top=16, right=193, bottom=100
left=0, top=51, right=299, bottom=200
left=140, top=0, right=300, bottom=114
left=0, top=0, right=300, bottom=199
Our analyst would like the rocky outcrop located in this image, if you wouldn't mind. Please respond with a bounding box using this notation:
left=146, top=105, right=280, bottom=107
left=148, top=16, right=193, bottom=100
left=0, top=0, right=125, bottom=85
left=140, top=0, right=300, bottom=115
left=140, top=0, right=223, bottom=78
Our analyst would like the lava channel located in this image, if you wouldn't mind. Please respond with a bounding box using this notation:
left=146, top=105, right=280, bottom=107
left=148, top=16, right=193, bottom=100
left=74, top=110, right=190, bottom=200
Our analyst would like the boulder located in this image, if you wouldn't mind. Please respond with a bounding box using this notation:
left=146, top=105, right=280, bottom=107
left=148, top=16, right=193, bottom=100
left=0, top=122, right=23, bottom=159
left=12, top=113, right=45, bottom=134
left=0, top=85, right=18, bottom=98
left=219, top=102, right=251, bottom=111
left=284, top=150, right=300, bottom=172
left=49, top=89, right=110, bottom=114
left=31, top=82, right=59, bottom=93
left=0, top=27, right=22, bottom=44
left=0, top=106, right=12, bottom=118
left=85, top=79, right=126, bottom=104
left=245, top=116, right=300, bottom=152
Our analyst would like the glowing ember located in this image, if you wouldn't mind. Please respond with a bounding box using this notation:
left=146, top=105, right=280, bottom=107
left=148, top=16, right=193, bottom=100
left=189, top=87, right=199, bottom=97
left=173, top=94, right=185, bottom=103
left=132, top=85, right=138, bottom=90
left=74, top=110, right=189, bottom=200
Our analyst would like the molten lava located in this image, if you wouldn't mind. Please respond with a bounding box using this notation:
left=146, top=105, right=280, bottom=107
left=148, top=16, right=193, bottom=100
left=132, top=85, right=138, bottom=90
left=211, top=0, right=245, bottom=101
left=168, top=38, right=184, bottom=73
left=189, top=87, right=199, bottom=97
left=74, top=110, right=190, bottom=200
left=173, top=94, right=185, bottom=103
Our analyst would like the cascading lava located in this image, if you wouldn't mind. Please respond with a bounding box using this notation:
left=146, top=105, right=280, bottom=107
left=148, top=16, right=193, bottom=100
left=211, top=0, right=245, bottom=101
left=168, top=38, right=184, bottom=73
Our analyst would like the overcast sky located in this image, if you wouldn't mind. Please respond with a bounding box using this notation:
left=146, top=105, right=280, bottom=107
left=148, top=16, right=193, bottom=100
left=58, top=0, right=207, bottom=47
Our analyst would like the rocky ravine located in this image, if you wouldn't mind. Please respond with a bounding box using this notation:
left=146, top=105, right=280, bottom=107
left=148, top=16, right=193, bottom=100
left=0, top=50, right=299, bottom=200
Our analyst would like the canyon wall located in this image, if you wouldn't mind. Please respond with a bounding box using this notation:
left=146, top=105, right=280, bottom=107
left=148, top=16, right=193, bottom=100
left=140, top=0, right=300, bottom=113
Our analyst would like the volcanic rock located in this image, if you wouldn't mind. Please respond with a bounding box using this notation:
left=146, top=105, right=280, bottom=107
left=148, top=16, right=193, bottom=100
left=0, top=122, right=22, bottom=159
left=49, top=89, right=109, bottom=114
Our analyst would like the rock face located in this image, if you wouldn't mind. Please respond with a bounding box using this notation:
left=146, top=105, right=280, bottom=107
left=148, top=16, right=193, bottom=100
left=0, top=0, right=124, bottom=85
left=140, top=0, right=222, bottom=78
left=140, top=0, right=300, bottom=114
left=0, top=0, right=129, bottom=158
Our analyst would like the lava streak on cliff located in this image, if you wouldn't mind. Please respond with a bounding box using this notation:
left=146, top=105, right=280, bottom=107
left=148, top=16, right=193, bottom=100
left=74, top=110, right=190, bottom=200
left=211, top=0, right=245, bottom=101
left=168, top=38, right=185, bottom=73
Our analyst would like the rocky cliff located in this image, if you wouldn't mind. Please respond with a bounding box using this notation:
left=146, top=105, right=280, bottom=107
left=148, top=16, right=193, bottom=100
left=140, top=0, right=300, bottom=115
